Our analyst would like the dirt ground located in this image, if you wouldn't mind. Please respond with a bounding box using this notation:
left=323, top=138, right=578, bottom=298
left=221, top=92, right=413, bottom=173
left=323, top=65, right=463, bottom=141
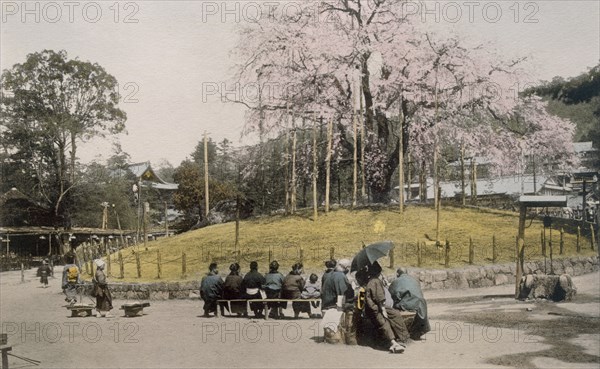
left=1, top=268, right=598, bottom=369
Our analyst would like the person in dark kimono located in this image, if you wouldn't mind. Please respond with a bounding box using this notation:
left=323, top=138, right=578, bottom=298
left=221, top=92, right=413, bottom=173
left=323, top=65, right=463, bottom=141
left=241, top=261, right=266, bottom=318
left=93, top=259, right=113, bottom=318
left=363, top=262, right=409, bottom=353
left=282, top=263, right=310, bottom=318
left=321, top=259, right=336, bottom=290
left=223, top=262, right=245, bottom=316
left=389, top=267, right=431, bottom=340
left=321, top=258, right=354, bottom=311
left=200, top=263, right=224, bottom=317
left=37, top=260, right=52, bottom=288
left=264, top=261, right=285, bottom=318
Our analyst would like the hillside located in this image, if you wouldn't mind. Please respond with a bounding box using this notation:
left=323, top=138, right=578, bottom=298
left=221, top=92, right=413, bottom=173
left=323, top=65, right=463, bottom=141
left=100, top=206, right=595, bottom=282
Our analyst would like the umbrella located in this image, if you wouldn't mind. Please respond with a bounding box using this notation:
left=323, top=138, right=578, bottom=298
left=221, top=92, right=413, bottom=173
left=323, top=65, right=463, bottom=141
left=351, top=241, right=394, bottom=272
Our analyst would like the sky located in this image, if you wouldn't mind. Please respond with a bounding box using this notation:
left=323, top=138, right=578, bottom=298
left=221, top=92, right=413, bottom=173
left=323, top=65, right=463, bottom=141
left=1, top=0, right=599, bottom=168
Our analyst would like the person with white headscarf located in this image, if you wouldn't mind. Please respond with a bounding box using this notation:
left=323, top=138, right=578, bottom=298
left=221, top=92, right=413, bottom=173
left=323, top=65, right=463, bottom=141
left=93, top=259, right=113, bottom=318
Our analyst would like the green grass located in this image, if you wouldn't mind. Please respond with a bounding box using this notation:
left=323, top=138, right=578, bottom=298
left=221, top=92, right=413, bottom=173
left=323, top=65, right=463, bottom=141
left=101, top=206, right=596, bottom=282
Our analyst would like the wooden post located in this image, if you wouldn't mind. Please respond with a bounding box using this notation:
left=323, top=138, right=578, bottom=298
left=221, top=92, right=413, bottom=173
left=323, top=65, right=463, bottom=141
left=164, top=201, right=169, bottom=239
left=469, top=237, right=474, bottom=265
left=389, top=247, right=395, bottom=268
left=300, top=248, right=304, bottom=264
left=417, top=242, right=422, bottom=267
left=492, top=234, right=497, bottom=263
left=182, top=252, right=187, bottom=278
left=541, top=228, right=546, bottom=256
left=471, top=158, right=477, bottom=205
left=460, top=143, right=466, bottom=206
left=268, top=248, right=273, bottom=264
left=360, top=84, right=366, bottom=201
left=285, top=105, right=290, bottom=214
left=549, top=227, right=554, bottom=274
left=330, top=247, right=335, bottom=261
left=352, top=101, right=358, bottom=208
left=21, top=262, right=24, bottom=283
left=576, top=226, right=581, bottom=253
left=136, top=253, right=141, bottom=278
left=591, top=224, right=596, bottom=250
left=559, top=228, right=564, bottom=255
left=118, top=251, right=124, bottom=279
left=157, top=250, right=162, bottom=279
left=444, top=240, right=450, bottom=268
left=106, top=249, right=111, bottom=277
left=235, top=196, right=240, bottom=252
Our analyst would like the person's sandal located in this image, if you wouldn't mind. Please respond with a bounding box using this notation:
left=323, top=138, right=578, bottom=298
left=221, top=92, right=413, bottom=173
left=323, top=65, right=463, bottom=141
left=389, top=342, right=405, bottom=353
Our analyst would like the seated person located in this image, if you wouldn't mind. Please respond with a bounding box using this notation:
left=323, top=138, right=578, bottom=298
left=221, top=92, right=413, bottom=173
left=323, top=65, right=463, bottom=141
left=388, top=267, right=430, bottom=340
left=222, top=263, right=245, bottom=316
left=200, top=263, right=223, bottom=317
left=282, top=263, right=310, bottom=318
left=264, top=261, right=285, bottom=318
left=301, top=273, right=321, bottom=310
left=361, top=262, right=409, bottom=353
left=242, top=261, right=266, bottom=318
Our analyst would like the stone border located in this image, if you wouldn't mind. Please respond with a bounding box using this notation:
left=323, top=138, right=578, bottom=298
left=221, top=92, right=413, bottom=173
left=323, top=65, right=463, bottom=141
left=95, top=256, right=598, bottom=300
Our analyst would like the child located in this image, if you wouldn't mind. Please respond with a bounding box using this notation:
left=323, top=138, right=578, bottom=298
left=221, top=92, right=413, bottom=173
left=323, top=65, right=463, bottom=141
left=301, top=273, right=321, bottom=311
left=37, top=260, right=52, bottom=288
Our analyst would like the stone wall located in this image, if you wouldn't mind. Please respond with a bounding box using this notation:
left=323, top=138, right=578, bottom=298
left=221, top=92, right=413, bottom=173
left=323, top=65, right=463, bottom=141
left=400, top=256, right=599, bottom=291
left=100, top=256, right=599, bottom=300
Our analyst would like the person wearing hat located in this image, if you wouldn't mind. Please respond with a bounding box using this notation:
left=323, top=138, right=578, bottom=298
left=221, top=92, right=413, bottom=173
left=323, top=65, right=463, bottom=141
left=321, top=258, right=354, bottom=311
left=200, top=263, right=224, bottom=317
left=93, top=259, right=113, bottom=318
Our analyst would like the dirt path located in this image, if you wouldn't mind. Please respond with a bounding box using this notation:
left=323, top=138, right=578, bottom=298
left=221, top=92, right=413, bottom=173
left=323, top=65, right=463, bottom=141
left=1, top=268, right=598, bottom=368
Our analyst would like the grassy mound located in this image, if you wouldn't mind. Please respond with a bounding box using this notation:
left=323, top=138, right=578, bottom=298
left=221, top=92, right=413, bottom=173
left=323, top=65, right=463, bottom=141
left=106, top=206, right=595, bottom=282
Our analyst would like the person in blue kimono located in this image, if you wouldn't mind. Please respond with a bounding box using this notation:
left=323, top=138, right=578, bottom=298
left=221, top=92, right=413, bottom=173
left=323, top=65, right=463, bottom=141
left=388, top=267, right=431, bottom=340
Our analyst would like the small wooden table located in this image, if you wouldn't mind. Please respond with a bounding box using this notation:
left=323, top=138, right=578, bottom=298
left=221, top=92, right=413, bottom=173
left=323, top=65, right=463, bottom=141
left=65, top=304, right=95, bottom=317
left=120, top=302, right=151, bottom=317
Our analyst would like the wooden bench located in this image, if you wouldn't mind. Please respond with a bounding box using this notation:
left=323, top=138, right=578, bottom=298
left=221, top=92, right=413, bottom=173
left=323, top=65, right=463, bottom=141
left=216, top=299, right=321, bottom=320
left=120, top=302, right=151, bottom=317
left=65, top=304, right=95, bottom=317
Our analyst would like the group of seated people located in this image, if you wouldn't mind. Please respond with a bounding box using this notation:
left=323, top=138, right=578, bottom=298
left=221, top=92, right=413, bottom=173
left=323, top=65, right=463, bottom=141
left=199, top=260, right=322, bottom=319
left=200, top=258, right=430, bottom=353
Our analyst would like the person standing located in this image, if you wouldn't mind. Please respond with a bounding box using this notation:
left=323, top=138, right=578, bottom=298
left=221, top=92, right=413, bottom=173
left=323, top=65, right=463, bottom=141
left=93, top=259, right=113, bottom=318
left=62, top=253, right=80, bottom=305
left=37, top=260, right=52, bottom=288
left=200, top=262, right=224, bottom=317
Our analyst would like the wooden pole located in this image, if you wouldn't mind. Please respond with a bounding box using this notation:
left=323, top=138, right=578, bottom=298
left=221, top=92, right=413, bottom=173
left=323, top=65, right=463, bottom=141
left=590, top=224, right=596, bottom=250
left=515, top=204, right=526, bottom=298
left=312, top=113, right=318, bottom=220
left=492, top=234, right=497, bottom=263
left=291, top=115, right=297, bottom=214
left=559, top=228, right=564, bottom=255
left=164, top=201, right=169, bottom=238
left=406, top=150, right=411, bottom=202
left=106, top=249, right=111, bottom=277
left=389, top=247, right=395, bottom=268
left=330, top=247, right=335, bottom=260
left=444, top=240, right=450, bottom=268
left=436, top=186, right=441, bottom=243
left=325, top=117, right=333, bottom=213
left=204, top=132, right=210, bottom=217
left=235, top=195, right=240, bottom=252
left=541, top=228, right=546, bottom=256
left=285, top=104, right=290, bottom=214
left=398, top=101, right=404, bottom=214
left=352, top=96, right=358, bottom=208
left=182, top=252, right=187, bottom=278
left=360, top=85, right=366, bottom=201
left=576, top=226, right=581, bottom=253
left=460, top=144, right=466, bottom=206
left=417, top=242, right=422, bottom=267
left=549, top=227, right=554, bottom=274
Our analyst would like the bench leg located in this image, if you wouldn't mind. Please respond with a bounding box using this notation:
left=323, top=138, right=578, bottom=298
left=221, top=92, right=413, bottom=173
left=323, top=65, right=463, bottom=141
left=2, top=348, right=10, bottom=369
left=264, top=303, right=270, bottom=320
left=216, top=304, right=221, bottom=318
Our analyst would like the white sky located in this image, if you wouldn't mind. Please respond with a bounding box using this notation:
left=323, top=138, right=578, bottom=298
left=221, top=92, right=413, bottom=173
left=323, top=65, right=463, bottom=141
left=1, top=0, right=599, bottom=167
